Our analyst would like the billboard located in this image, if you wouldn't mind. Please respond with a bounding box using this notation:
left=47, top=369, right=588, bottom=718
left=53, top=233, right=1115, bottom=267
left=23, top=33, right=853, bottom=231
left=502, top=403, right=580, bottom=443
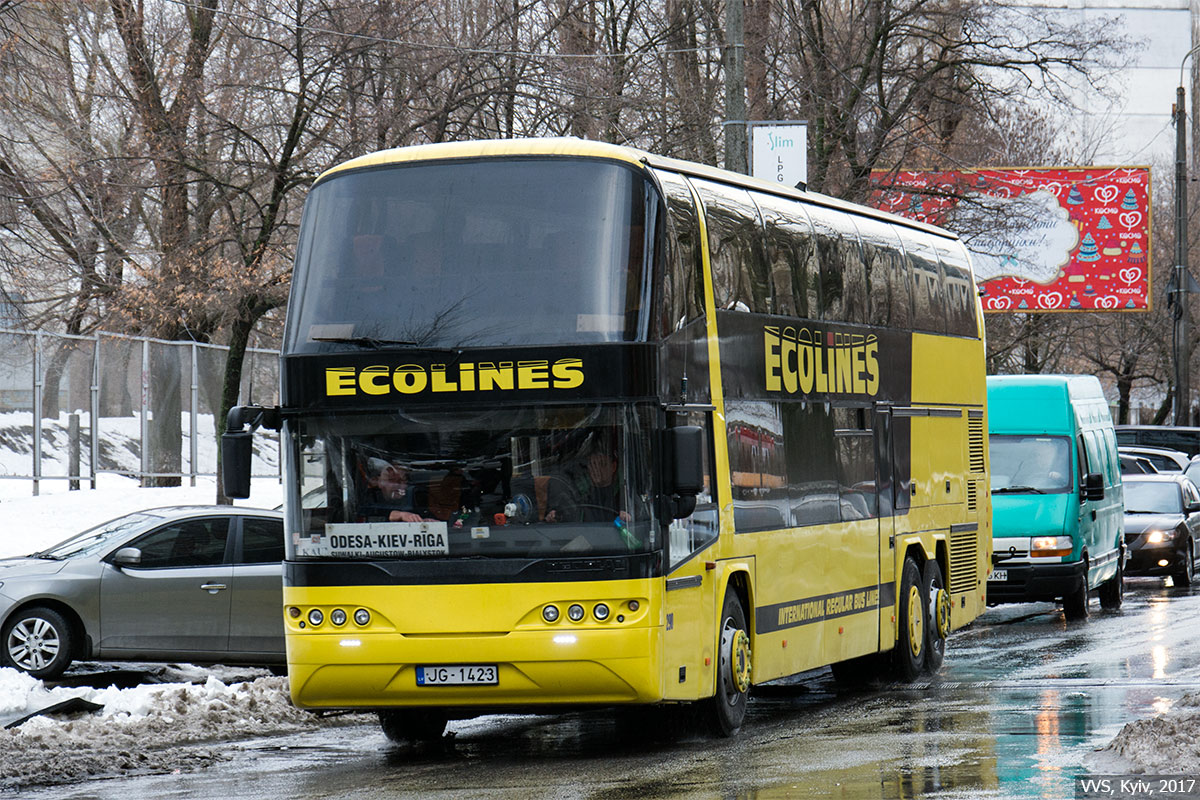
left=869, top=167, right=1151, bottom=312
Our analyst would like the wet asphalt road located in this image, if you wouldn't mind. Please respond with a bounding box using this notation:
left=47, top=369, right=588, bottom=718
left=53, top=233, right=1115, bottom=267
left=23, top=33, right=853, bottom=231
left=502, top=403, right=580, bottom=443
left=31, top=577, right=1200, bottom=800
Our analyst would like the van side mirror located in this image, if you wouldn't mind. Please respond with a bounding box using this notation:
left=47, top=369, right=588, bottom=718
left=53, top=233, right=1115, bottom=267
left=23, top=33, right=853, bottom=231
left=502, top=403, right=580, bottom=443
left=667, top=425, right=704, bottom=519
left=1082, top=472, right=1105, bottom=501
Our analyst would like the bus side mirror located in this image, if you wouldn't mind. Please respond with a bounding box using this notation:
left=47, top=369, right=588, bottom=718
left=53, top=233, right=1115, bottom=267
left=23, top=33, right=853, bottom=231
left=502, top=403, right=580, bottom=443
left=222, top=428, right=253, bottom=500
left=668, top=425, right=704, bottom=519
left=1082, top=472, right=1105, bottom=501
left=221, top=405, right=279, bottom=500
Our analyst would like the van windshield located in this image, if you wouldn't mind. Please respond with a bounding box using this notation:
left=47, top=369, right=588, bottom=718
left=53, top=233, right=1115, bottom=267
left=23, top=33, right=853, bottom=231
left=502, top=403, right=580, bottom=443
left=989, top=435, right=1072, bottom=494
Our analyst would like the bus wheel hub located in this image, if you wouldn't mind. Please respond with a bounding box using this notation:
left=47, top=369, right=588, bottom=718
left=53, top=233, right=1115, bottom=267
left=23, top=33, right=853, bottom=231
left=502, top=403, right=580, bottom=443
left=907, top=585, right=924, bottom=657
left=721, top=627, right=752, bottom=694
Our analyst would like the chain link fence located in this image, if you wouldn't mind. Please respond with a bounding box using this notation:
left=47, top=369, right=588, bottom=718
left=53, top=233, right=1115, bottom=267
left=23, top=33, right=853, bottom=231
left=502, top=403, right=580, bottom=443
left=0, top=328, right=281, bottom=495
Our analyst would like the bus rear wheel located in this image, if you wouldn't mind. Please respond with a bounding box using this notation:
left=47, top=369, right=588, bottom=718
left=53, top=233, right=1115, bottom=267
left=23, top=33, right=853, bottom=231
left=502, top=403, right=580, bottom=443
left=922, top=560, right=950, bottom=675
left=706, top=589, right=751, bottom=737
left=378, top=709, right=448, bottom=743
left=893, top=557, right=926, bottom=682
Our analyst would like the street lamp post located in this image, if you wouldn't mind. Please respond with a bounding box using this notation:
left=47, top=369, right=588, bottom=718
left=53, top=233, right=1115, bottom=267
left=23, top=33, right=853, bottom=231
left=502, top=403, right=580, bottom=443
left=1173, top=46, right=1200, bottom=425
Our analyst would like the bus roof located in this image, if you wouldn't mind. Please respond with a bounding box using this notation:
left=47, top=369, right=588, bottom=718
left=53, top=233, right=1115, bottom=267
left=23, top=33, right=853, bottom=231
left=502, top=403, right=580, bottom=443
left=317, top=137, right=960, bottom=241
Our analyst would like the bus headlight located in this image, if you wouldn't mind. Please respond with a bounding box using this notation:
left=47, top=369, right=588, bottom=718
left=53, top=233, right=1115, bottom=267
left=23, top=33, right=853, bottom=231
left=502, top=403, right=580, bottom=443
left=1146, top=530, right=1172, bottom=544
left=593, top=603, right=610, bottom=621
left=330, top=608, right=347, bottom=626
left=1030, top=536, right=1073, bottom=557
left=353, top=608, right=370, bottom=626
left=568, top=604, right=585, bottom=622
left=542, top=605, right=560, bottom=623
left=307, top=608, right=324, bottom=626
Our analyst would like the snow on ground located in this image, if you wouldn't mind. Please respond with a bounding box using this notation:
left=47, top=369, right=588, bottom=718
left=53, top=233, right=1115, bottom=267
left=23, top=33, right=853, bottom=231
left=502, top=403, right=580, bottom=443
left=1094, top=692, right=1200, bottom=774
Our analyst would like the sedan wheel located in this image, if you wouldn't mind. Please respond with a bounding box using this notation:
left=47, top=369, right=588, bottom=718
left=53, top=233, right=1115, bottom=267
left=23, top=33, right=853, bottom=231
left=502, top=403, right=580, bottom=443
left=1173, top=541, right=1195, bottom=587
left=3, top=608, right=74, bottom=680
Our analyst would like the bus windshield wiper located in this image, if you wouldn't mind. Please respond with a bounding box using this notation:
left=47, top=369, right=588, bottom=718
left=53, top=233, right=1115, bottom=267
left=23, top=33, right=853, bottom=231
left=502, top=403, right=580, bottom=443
left=992, top=486, right=1046, bottom=494
left=311, top=336, right=417, bottom=349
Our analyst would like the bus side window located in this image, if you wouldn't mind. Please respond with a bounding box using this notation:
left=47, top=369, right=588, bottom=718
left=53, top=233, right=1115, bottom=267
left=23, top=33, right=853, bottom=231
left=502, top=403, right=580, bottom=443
left=691, top=179, right=771, bottom=313
left=934, top=239, right=978, bottom=338
left=754, top=191, right=817, bottom=319
left=652, top=171, right=705, bottom=336
left=727, top=400, right=788, bottom=533
left=783, top=402, right=840, bottom=527
left=835, top=407, right=877, bottom=520
left=855, top=217, right=911, bottom=329
left=899, top=229, right=946, bottom=334
left=668, top=411, right=720, bottom=570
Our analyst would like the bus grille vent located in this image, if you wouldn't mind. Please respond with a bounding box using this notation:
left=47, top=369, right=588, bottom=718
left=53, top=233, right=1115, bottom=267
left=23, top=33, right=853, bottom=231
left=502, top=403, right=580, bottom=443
left=966, top=480, right=977, bottom=512
left=968, top=417, right=985, bottom=473
left=949, top=528, right=978, bottom=595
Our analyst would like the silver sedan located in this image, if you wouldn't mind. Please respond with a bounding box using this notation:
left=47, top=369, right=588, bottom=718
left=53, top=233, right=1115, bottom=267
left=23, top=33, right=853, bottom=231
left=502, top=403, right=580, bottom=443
left=0, top=506, right=286, bottom=679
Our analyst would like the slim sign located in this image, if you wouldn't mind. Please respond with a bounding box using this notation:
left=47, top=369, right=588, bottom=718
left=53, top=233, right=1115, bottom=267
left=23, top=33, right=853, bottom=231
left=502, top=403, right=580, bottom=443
left=751, top=122, right=808, bottom=188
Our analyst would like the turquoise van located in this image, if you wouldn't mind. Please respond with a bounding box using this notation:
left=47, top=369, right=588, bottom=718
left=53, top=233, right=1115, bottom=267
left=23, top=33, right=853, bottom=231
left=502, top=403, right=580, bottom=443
left=987, top=375, right=1124, bottom=619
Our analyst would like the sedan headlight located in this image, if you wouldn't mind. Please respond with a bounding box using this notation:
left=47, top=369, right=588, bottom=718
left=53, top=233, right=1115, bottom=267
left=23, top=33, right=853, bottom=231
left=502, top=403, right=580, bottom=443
left=1146, top=530, right=1173, bottom=544
left=1031, top=536, right=1074, bottom=556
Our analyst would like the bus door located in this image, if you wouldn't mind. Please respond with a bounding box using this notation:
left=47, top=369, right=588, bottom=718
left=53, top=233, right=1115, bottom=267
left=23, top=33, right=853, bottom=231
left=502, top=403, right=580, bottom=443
left=874, top=405, right=899, bottom=652
left=826, top=406, right=882, bottom=664
left=662, top=412, right=719, bottom=701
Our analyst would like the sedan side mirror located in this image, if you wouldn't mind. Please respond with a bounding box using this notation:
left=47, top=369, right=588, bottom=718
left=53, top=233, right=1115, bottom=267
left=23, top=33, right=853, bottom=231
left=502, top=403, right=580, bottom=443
left=1082, top=472, right=1105, bottom=501
left=111, top=547, right=142, bottom=568
left=1186, top=501, right=1200, bottom=515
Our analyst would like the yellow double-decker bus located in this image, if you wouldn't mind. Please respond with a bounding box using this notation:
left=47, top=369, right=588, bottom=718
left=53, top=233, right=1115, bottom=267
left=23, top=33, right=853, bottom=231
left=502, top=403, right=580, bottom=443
left=224, top=138, right=991, bottom=740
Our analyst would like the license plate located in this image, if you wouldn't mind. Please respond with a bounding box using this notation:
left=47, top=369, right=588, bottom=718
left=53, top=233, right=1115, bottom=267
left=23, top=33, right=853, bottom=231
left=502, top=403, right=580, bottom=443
left=416, top=665, right=498, bottom=686
left=988, top=569, right=1008, bottom=582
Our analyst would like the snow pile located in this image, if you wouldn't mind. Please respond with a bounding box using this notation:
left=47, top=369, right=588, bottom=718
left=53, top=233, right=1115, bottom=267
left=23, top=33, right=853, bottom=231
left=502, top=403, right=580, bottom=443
left=0, top=667, right=356, bottom=789
left=1100, top=692, right=1200, bottom=773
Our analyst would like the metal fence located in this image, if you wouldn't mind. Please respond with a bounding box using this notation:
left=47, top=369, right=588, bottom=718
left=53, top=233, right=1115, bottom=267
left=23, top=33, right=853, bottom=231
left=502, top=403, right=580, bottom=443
left=0, top=328, right=281, bottom=495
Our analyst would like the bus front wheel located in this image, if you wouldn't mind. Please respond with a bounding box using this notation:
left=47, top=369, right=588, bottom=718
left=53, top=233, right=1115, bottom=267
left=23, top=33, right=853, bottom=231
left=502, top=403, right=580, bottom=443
left=706, top=589, right=751, bottom=737
left=378, top=709, right=448, bottom=743
left=894, top=557, right=926, bottom=682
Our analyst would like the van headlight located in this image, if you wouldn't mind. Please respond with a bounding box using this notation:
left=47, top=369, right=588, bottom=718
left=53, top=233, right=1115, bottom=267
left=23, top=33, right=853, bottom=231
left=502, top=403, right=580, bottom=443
left=1030, top=536, right=1073, bottom=556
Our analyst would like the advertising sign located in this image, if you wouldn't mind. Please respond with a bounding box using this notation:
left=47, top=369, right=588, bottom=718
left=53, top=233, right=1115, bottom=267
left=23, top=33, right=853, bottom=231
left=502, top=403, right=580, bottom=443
left=750, top=122, right=808, bottom=188
left=869, top=167, right=1151, bottom=312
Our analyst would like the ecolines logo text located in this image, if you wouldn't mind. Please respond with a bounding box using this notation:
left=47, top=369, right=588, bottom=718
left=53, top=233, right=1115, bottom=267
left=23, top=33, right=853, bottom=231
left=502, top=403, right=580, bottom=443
left=764, top=326, right=879, bottom=396
left=325, top=359, right=584, bottom=397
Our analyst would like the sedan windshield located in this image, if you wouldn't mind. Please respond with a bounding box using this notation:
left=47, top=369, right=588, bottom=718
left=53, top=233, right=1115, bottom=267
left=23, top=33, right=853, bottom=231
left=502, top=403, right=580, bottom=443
left=36, top=512, right=161, bottom=560
left=1124, top=481, right=1183, bottom=514
left=286, top=404, right=656, bottom=560
left=989, top=435, right=1072, bottom=494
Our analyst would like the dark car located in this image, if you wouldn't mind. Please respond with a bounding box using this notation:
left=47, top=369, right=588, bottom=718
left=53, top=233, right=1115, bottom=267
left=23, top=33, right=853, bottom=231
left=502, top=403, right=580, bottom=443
left=1120, top=453, right=1159, bottom=475
left=1123, top=474, right=1200, bottom=586
left=0, top=506, right=285, bottom=679
left=1118, top=445, right=1190, bottom=473
left=1115, top=425, right=1200, bottom=457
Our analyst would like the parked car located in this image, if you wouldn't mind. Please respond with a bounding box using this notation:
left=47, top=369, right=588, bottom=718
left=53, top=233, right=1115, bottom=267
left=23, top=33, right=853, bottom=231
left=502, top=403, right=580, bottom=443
left=0, top=506, right=285, bottom=679
left=1123, top=474, right=1200, bottom=586
left=1117, top=445, right=1190, bottom=473
left=1115, top=425, right=1200, bottom=457
left=1120, top=453, right=1159, bottom=475
left=1184, top=455, right=1200, bottom=487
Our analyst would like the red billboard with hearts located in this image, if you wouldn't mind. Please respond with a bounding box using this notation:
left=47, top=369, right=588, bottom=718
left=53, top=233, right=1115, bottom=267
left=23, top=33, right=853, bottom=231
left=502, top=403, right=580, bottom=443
left=869, top=167, right=1151, bottom=312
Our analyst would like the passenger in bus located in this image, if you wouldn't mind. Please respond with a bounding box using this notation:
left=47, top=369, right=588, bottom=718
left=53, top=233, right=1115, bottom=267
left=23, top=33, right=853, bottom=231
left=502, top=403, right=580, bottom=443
left=544, top=448, right=629, bottom=524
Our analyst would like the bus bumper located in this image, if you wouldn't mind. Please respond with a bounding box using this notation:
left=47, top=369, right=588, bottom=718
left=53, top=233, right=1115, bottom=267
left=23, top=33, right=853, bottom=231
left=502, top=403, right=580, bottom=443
left=285, top=626, right=664, bottom=710
left=986, top=560, right=1086, bottom=604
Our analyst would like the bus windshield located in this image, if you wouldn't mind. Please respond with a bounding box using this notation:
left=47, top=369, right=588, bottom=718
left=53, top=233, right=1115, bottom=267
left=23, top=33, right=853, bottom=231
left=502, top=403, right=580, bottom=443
left=989, top=435, right=1072, bottom=494
left=285, top=159, right=652, bottom=352
left=287, top=404, right=657, bottom=560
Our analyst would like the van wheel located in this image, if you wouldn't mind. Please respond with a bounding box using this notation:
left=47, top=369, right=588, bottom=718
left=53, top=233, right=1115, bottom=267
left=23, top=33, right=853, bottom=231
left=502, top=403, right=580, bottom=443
left=706, top=589, right=751, bottom=737
left=893, top=557, right=926, bottom=682
left=378, top=709, right=447, bottom=743
left=922, top=560, right=949, bottom=674
left=1099, top=556, right=1124, bottom=610
left=1063, top=571, right=1089, bottom=620
left=1172, top=541, right=1194, bottom=587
